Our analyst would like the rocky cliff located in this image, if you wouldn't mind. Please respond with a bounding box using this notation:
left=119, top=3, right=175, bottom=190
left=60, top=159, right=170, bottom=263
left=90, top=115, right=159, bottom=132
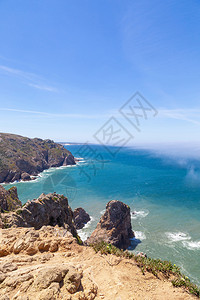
left=0, top=132, right=76, bottom=183
left=0, top=227, right=195, bottom=299
left=0, top=192, right=197, bottom=299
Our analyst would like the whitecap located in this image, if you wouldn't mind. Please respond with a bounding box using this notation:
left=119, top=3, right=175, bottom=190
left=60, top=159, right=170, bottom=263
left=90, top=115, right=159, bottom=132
left=76, top=160, right=86, bottom=164
left=165, top=232, right=191, bottom=242
left=100, top=209, right=106, bottom=215
left=82, top=216, right=95, bottom=229
left=76, top=216, right=95, bottom=242
left=182, top=240, right=200, bottom=250
left=134, top=231, right=146, bottom=240
left=77, top=230, right=89, bottom=242
left=131, top=210, right=149, bottom=219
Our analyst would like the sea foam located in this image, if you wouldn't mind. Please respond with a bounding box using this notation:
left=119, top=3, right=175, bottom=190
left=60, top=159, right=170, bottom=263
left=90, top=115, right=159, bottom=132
left=134, top=231, right=146, bottom=240
left=77, top=230, right=89, bottom=242
left=82, top=216, right=95, bottom=229
left=182, top=241, right=200, bottom=250
left=131, top=210, right=149, bottom=219
left=165, top=232, right=191, bottom=242
left=77, top=216, right=95, bottom=242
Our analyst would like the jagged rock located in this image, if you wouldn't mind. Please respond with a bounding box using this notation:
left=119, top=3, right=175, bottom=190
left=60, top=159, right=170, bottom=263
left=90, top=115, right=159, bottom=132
left=73, top=208, right=91, bottom=230
left=0, top=132, right=76, bottom=183
left=1, top=193, right=76, bottom=236
left=0, top=185, right=22, bottom=212
left=86, top=200, right=134, bottom=249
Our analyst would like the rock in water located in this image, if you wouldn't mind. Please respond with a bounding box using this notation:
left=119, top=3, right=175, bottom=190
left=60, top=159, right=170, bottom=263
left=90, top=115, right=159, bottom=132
left=86, top=200, right=134, bottom=249
left=73, top=207, right=91, bottom=229
left=0, top=185, right=22, bottom=212
left=21, top=172, right=31, bottom=181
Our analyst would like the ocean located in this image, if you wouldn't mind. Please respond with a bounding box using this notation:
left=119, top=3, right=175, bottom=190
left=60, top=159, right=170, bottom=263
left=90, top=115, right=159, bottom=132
left=3, top=144, right=200, bottom=285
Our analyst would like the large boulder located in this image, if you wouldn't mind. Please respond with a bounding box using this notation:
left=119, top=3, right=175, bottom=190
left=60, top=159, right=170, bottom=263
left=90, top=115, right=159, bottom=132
left=21, top=172, right=31, bottom=181
left=73, top=207, right=90, bottom=229
left=0, top=185, right=22, bottom=212
left=86, top=200, right=134, bottom=249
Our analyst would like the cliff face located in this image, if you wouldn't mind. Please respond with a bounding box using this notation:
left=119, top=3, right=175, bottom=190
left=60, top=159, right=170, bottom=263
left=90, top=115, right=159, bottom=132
left=0, top=132, right=76, bottom=183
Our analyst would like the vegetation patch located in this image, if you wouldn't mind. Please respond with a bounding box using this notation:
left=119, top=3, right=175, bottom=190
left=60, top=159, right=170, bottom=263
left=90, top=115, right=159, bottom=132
left=91, top=241, right=200, bottom=298
left=76, top=234, right=83, bottom=245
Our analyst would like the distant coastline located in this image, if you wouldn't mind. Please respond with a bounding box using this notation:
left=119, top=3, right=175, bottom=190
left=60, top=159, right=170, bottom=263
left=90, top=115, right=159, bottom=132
left=0, top=133, right=76, bottom=184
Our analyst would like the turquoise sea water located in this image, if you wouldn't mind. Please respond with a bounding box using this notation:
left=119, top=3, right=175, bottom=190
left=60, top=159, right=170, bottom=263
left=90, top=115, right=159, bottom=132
left=4, top=145, right=200, bottom=285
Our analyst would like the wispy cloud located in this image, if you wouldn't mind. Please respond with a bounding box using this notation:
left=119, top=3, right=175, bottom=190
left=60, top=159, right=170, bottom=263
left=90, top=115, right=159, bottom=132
left=0, top=105, right=199, bottom=125
left=0, top=65, right=38, bottom=80
left=159, top=108, right=200, bottom=126
left=0, top=108, right=108, bottom=119
left=108, top=107, right=200, bottom=126
left=0, top=64, right=57, bottom=92
left=28, top=83, right=58, bottom=92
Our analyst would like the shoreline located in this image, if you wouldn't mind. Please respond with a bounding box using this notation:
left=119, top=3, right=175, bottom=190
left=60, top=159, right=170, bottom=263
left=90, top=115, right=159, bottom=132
left=1, top=157, right=85, bottom=186
left=0, top=164, right=78, bottom=186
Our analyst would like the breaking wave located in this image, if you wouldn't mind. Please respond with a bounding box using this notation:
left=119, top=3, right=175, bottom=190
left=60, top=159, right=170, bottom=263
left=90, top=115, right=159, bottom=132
left=131, top=210, right=149, bottom=219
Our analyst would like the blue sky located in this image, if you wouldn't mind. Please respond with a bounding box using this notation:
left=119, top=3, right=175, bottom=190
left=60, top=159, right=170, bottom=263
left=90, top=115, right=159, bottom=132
left=0, top=0, right=200, bottom=144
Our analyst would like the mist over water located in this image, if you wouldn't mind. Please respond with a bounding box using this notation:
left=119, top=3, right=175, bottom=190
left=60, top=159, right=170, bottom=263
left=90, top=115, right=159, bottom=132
left=4, top=144, right=200, bottom=285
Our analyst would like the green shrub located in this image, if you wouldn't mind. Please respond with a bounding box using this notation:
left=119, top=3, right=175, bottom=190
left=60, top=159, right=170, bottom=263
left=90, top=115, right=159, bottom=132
left=172, top=276, right=200, bottom=297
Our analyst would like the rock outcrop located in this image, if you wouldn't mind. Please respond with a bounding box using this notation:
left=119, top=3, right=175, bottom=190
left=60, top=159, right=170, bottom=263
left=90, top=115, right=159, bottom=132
left=0, top=133, right=76, bottom=183
left=0, top=193, right=77, bottom=237
left=0, top=196, right=196, bottom=299
left=0, top=226, right=98, bottom=300
left=0, top=226, right=195, bottom=300
left=0, top=225, right=78, bottom=257
left=73, top=207, right=91, bottom=229
left=0, top=185, right=22, bottom=212
left=86, top=200, right=134, bottom=249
